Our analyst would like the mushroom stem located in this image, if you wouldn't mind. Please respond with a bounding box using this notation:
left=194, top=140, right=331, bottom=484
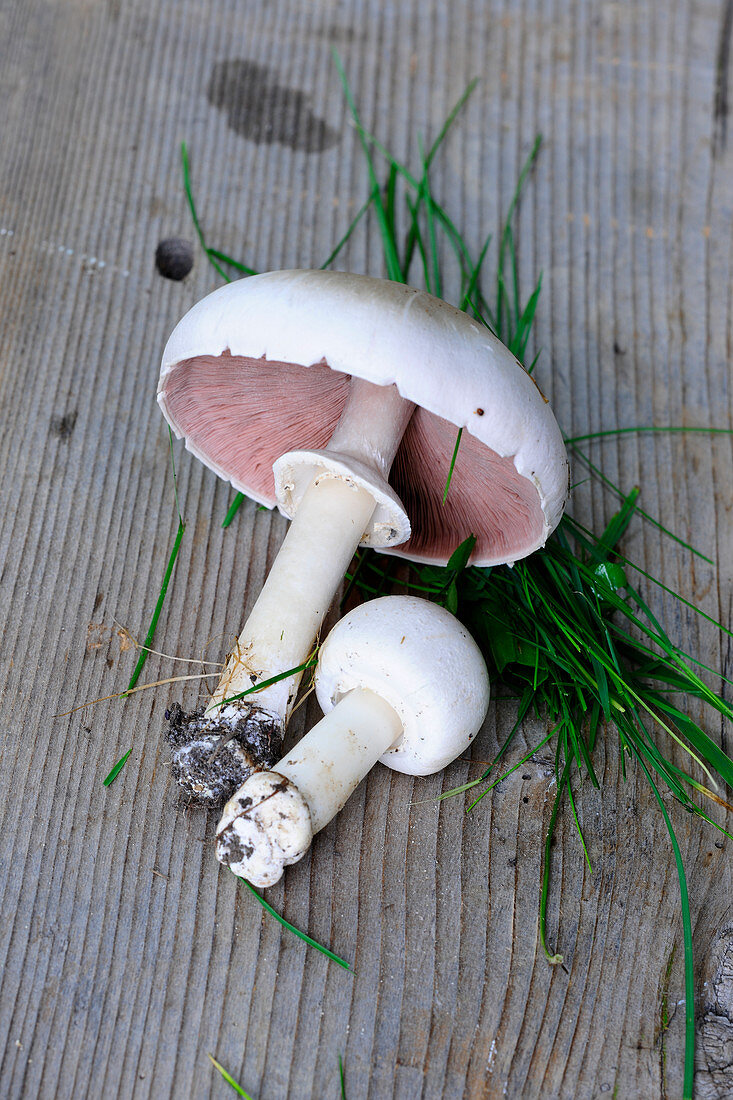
left=216, top=687, right=403, bottom=886
left=326, top=377, right=416, bottom=477
left=277, top=686, right=403, bottom=831
left=206, top=379, right=414, bottom=723
left=205, top=475, right=376, bottom=719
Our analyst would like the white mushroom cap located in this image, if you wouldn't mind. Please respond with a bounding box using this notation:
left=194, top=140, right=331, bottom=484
left=313, top=595, right=491, bottom=775
left=158, top=270, right=569, bottom=567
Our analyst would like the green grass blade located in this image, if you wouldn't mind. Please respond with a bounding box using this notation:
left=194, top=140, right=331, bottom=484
left=211, top=656, right=318, bottom=711
left=424, top=77, right=479, bottom=168
left=103, top=748, right=132, bottom=787
left=596, top=486, right=640, bottom=556
left=181, top=142, right=228, bottom=282
left=650, top=699, right=733, bottom=787
left=442, top=428, right=463, bottom=503
left=124, top=428, right=188, bottom=692
left=332, top=51, right=403, bottom=282
left=495, top=136, right=542, bottom=347
left=512, top=275, right=542, bottom=362
left=564, top=515, right=733, bottom=640
left=384, top=161, right=399, bottom=259
left=208, top=1054, right=254, bottom=1098
left=239, top=877, right=351, bottom=970
left=632, top=753, right=694, bottom=1099
left=320, top=191, right=378, bottom=269
left=404, top=193, right=431, bottom=286
left=565, top=771, right=592, bottom=871
left=569, top=447, right=713, bottom=564
left=539, top=755, right=570, bottom=964
left=222, top=492, right=246, bottom=528
left=461, top=729, right=555, bottom=810
left=417, top=135, right=441, bottom=296
left=206, top=248, right=257, bottom=276
left=127, top=519, right=185, bottom=691
left=167, top=427, right=184, bottom=526
left=565, top=425, right=733, bottom=445
left=459, top=231, right=492, bottom=315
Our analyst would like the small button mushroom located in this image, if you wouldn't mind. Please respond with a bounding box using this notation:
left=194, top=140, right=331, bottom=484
left=158, top=270, right=568, bottom=802
left=215, top=595, right=491, bottom=886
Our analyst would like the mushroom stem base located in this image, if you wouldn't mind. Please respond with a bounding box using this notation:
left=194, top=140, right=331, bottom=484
left=166, top=701, right=283, bottom=805
left=216, top=687, right=402, bottom=886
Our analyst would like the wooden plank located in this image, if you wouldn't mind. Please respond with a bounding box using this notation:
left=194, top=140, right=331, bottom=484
left=0, top=0, right=731, bottom=1097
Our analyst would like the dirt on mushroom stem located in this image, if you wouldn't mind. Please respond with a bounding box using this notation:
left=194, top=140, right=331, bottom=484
left=165, top=701, right=283, bottom=805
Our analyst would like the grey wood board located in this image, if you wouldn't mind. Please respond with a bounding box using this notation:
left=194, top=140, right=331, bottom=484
left=0, top=0, right=731, bottom=1097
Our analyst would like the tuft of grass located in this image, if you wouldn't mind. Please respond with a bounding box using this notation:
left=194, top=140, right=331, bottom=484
left=173, top=60, right=733, bottom=1093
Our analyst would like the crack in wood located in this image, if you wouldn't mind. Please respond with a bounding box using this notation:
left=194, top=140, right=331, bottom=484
left=696, top=927, right=733, bottom=1096
left=713, top=0, right=733, bottom=155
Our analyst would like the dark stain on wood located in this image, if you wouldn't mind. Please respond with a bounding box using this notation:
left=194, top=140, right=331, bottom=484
left=714, top=0, right=733, bottom=155
left=50, top=409, right=77, bottom=440
left=206, top=60, right=339, bottom=153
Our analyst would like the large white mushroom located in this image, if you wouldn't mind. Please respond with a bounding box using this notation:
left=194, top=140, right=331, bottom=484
left=157, top=270, right=569, bottom=801
left=216, top=595, right=491, bottom=885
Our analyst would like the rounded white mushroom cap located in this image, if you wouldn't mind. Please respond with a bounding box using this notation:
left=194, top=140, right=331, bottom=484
left=314, top=595, right=491, bottom=775
left=158, top=269, right=570, bottom=566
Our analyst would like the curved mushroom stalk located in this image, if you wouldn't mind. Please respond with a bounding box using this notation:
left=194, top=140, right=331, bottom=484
left=216, top=595, right=491, bottom=886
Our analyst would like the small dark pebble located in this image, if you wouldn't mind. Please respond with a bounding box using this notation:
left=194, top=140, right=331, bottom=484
left=155, top=237, right=194, bottom=280
left=715, top=840, right=725, bottom=849
left=522, top=773, right=531, bottom=780
left=522, top=796, right=529, bottom=804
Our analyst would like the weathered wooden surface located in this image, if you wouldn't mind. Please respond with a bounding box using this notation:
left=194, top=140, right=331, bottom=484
left=0, top=1, right=731, bottom=1096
